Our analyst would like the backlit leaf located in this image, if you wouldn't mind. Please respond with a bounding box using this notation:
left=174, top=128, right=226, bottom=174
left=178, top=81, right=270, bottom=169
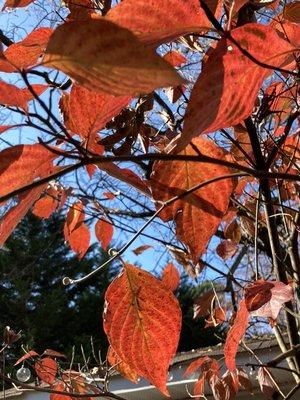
left=224, top=299, right=249, bottom=371
left=2, top=0, right=35, bottom=9
left=151, top=137, right=234, bottom=263
left=107, top=0, right=213, bottom=45
left=60, top=84, right=130, bottom=141
left=32, top=187, right=65, bottom=219
left=4, top=28, right=53, bottom=70
left=0, top=82, right=48, bottom=111
left=161, top=262, right=180, bottom=291
left=95, top=219, right=113, bottom=250
left=163, top=51, right=187, bottom=67
left=174, top=23, right=296, bottom=152
left=35, top=357, right=57, bottom=384
left=284, top=2, right=300, bottom=23
left=107, top=346, right=139, bottom=384
left=103, top=263, right=181, bottom=395
left=44, top=19, right=183, bottom=96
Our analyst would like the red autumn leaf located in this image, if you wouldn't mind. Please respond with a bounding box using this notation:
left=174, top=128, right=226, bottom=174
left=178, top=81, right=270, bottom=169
left=50, top=382, right=73, bottom=400
left=103, top=191, right=116, bottom=200
left=100, top=163, right=151, bottom=197
left=64, top=203, right=90, bottom=258
left=107, top=0, right=213, bottom=45
left=193, top=291, right=215, bottom=319
left=32, top=187, right=65, bottom=219
left=236, top=368, right=253, bottom=393
left=173, top=23, right=296, bottom=152
left=42, top=349, right=67, bottom=359
left=283, top=2, right=300, bottom=23
left=0, top=185, right=47, bottom=247
left=193, top=376, right=205, bottom=398
left=14, top=350, right=39, bottom=366
left=249, top=281, right=293, bottom=320
left=216, top=239, right=238, bottom=260
left=35, top=357, right=58, bottom=384
left=163, top=51, right=187, bottom=67
left=44, top=19, right=183, bottom=96
left=0, top=144, right=55, bottom=199
left=0, top=82, right=48, bottom=111
left=2, top=0, right=34, bottom=9
left=0, top=125, right=17, bottom=134
left=103, top=263, right=181, bottom=396
left=224, top=220, right=241, bottom=244
left=161, top=262, right=180, bottom=292
left=209, top=374, right=229, bottom=400
left=95, top=219, right=113, bottom=250
left=60, top=84, right=130, bottom=142
left=132, top=244, right=152, bottom=255
left=244, top=280, right=274, bottom=312
left=151, top=137, right=234, bottom=264
left=64, top=202, right=85, bottom=235
left=4, top=28, right=53, bottom=70
left=224, top=299, right=249, bottom=371
left=107, top=346, right=139, bottom=384
left=184, top=356, right=220, bottom=378
left=64, top=0, right=96, bottom=21
left=257, top=367, right=278, bottom=399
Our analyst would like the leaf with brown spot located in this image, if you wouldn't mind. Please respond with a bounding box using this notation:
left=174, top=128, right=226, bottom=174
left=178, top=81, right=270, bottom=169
left=172, top=23, right=296, bottom=152
left=44, top=19, right=183, bottom=96
left=103, top=263, right=181, bottom=396
left=95, top=219, right=113, bottom=250
left=161, top=262, right=180, bottom=292
left=107, top=346, right=139, bottom=384
left=4, top=28, right=53, bottom=70
left=151, top=137, right=234, bottom=264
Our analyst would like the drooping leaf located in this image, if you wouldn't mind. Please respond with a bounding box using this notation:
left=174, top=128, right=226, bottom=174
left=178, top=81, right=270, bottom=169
left=43, top=19, right=183, bottom=96
left=0, top=185, right=47, bottom=247
left=184, top=356, right=220, bottom=377
left=173, top=23, right=296, bottom=152
left=193, top=291, right=215, bottom=320
left=64, top=203, right=90, bottom=259
left=151, top=137, right=234, bottom=263
left=107, top=346, right=139, bottom=384
left=35, top=357, right=58, bottom=384
left=103, top=263, right=181, bottom=395
left=0, top=82, right=48, bottom=111
left=107, top=0, right=214, bottom=45
left=14, top=350, right=39, bottom=366
left=60, top=84, right=130, bottom=142
left=224, top=299, right=249, bottom=371
left=95, top=219, right=113, bottom=250
left=209, top=374, right=229, bottom=400
left=257, top=367, right=278, bottom=399
left=161, top=262, right=180, bottom=292
left=4, top=28, right=53, bottom=70
left=248, top=281, right=293, bottom=320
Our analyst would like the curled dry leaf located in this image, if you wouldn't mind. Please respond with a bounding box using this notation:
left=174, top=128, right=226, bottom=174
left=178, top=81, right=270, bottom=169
left=107, top=346, right=139, bottom=384
left=44, top=19, right=183, bottom=96
left=103, top=263, right=181, bottom=395
left=14, top=350, right=39, bottom=366
left=132, top=244, right=152, bottom=255
left=35, top=357, right=58, bottom=384
left=224, top=299, right=249, bottom=371
left=151, top=137, right=234, bottom=264
left=161, top=262, right=180, bottom=292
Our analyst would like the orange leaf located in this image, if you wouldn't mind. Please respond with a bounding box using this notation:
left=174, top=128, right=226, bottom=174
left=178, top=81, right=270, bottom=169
left=174, top=23, right=296, bottom=152
left=224, top=299, right=249, bottom=371
left=32, top=187, right=65, bottom=219
left=0, top=82, right=48, bottom=111
left=103, top=263, right=181, bottom=395
left=151, top=138, right=234, bottom=263
left=50, top=382, right=73, bottom=400
left=163, top=51, right=187, bottom=67
left=44, top=19, right=183, bottom=96
left=0, top=185, right=47, bottom=247
left=107, top=0, right=213, bottom=45
left=60, top=84, right=130, bottom=141
left=2, top=0, right=34, bottom=9
left=66, top=222, right=90, bottom=259
left=35, top=357, right=57, bottom=384
left=0, top=125, right=17, bottom=134
left=95, top=219, right=113, bottom=250
left=14, top=350, right=39, bottom=366
left=4, top=28, right=53, bottom=70
left=161, top=262, right=180, bottom=292
left=132, top=244, right=152, bottom=255
left=107, top=346, right=139, bottom=384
